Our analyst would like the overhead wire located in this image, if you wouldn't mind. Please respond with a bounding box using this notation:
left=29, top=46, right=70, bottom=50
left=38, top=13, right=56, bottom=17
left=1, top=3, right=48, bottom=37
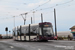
left=21, top=0, right=51, bottom=15
left=58, top=0, right=73, bottom=5
left=21, top=0, right=73, bottom=14
left=40, top=0, right=74, bottom=15
left=33, top=0, right=51, bottom=10
left=32, top=0, right=74, bottom=12
left=43, top=4, right=72, bottom=15
left=0, top=0, right=74, bottom=20
left=0, top=15, right=20, bottom=20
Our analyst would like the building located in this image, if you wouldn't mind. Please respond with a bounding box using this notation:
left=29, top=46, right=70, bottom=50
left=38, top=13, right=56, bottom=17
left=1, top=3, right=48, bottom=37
left=70, top=26, right=75, bottom=39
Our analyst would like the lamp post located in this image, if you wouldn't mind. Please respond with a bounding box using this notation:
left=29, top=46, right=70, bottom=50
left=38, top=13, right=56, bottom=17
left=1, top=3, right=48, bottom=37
left=13, top=16, right=15, bottom=27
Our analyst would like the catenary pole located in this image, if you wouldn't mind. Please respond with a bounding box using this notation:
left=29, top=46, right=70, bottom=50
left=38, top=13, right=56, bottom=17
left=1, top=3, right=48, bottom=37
left=54, top=8, right=57, bottom=36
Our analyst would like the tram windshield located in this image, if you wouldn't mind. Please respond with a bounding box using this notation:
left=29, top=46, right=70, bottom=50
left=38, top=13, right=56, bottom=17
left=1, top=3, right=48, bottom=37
left=43, top=27, right=53, bottom=36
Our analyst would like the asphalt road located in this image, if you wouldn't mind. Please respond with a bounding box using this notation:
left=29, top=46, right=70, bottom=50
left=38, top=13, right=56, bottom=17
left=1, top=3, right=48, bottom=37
left=0, top=39, right=75, bottom=50
left=0, top=42, right=25, bottom=50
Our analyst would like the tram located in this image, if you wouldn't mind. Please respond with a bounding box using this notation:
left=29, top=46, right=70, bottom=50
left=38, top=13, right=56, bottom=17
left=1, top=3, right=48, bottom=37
left=13, top=22, right=57, bottom=41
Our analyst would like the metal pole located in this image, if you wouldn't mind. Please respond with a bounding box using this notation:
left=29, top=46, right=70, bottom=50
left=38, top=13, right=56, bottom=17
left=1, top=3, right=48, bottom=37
left=24, top=19, right=25, bottom=25
left=41, top=13, right=43, bottom=23
left=20, top=25, right=22, bottom=40
left=13, top=16, right=15, bottom=27
left=24, top=29, right=26, bottom=41
left=6, top=31, right=8, bottom=37
left=24, top=14, right=26, bottom=25
left=33, top=11, right=35, bottom=23
left=21, top=13, right=27, bottom=25
left=24, top=13, right=27, bottom=25
left=31, top=17, right=32, bottom=24
left=54, top=8, right=57, bottom=36
left=21, top=14, right=25, bottom=25
left=29, top=24, right=30, bottom=41
left=41, top=13, right=44, bottom=37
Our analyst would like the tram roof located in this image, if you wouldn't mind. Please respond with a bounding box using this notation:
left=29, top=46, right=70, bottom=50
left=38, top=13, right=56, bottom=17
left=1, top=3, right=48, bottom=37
left=13, top=22, right=52, bottom=29
left=21, top=23, right=39, bottom=27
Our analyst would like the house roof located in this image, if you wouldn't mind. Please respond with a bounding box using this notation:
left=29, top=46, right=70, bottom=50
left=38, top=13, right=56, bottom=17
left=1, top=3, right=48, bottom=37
left=70, top=26, right=75, bottom=29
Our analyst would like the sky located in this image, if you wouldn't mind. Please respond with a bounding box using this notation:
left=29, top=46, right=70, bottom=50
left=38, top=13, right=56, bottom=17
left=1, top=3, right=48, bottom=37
left=0, top=0, right=75, bottom=34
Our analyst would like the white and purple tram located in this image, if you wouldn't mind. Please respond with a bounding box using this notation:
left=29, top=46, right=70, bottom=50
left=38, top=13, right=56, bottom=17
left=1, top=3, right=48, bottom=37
left=13, top=22, right=57, bottom=41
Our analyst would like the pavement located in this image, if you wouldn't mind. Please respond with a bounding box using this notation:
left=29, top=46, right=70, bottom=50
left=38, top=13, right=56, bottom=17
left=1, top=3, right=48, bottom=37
left=0, top=39, right=75, bottom=50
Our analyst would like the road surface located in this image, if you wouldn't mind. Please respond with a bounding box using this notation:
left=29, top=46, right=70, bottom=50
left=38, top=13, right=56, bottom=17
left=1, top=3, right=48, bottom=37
left=0, top=39, right=75, bottom=50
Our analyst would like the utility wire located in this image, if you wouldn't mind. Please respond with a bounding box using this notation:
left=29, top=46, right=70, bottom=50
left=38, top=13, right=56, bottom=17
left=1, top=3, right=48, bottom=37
left=0, top=0, right=74, bottom=20
left=22, top=0, right=74, bottom=14
left=33, top=0, right=74, bottom=12
left=42, top=4, right=72, bottom=15
left=0, top=15, right=20, bottom=20
left=33, top=0, right=51, bottom=10
left=59, top=0, right=73, bottom=5
left=21, top=0, right=51, bottom=15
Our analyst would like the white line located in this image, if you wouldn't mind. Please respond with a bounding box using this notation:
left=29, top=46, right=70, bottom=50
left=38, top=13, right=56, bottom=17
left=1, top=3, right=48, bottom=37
left=52, top=40, right=75, bottom=42
left=43, top=43, right=75, bottom=49
left=38, top=49, right=41, bottom=50
left=10, top=46, right=14, bottom=48
left=55, top=45, right=74, bottom=49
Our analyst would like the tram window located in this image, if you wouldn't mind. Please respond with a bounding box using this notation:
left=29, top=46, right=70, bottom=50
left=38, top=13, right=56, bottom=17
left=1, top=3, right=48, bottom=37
left=43, top=27, right=53, bottom=35
left=25, top=28, right=28, bottom=33
left=24, top=29, right=26, bottom=33
left=17, top=32, right=20, bottom=36
left=33, top=29, right=36, bottom=33
left=21, top=33, right=24, bottom=36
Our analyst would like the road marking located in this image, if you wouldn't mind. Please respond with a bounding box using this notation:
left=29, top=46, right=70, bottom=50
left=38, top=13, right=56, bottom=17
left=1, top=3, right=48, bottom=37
left=44, top=43, right=74, bottom=49
left=54, top=45, right=74, bottom=49
left=10, top=46, right=14, bottom=48
left=38, top=49, right=41, bottom=50
left=48, top=40, right=75, bottom=42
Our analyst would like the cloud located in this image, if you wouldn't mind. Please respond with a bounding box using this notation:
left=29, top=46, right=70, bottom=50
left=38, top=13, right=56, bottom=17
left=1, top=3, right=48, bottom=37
left=0, top=0, right=29, bottom=16
left=0, top=0, right=75, bottom=34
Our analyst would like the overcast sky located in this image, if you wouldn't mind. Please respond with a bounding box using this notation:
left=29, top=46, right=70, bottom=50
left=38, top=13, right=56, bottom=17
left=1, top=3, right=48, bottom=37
left=0, top=0, right=75, bottom=34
